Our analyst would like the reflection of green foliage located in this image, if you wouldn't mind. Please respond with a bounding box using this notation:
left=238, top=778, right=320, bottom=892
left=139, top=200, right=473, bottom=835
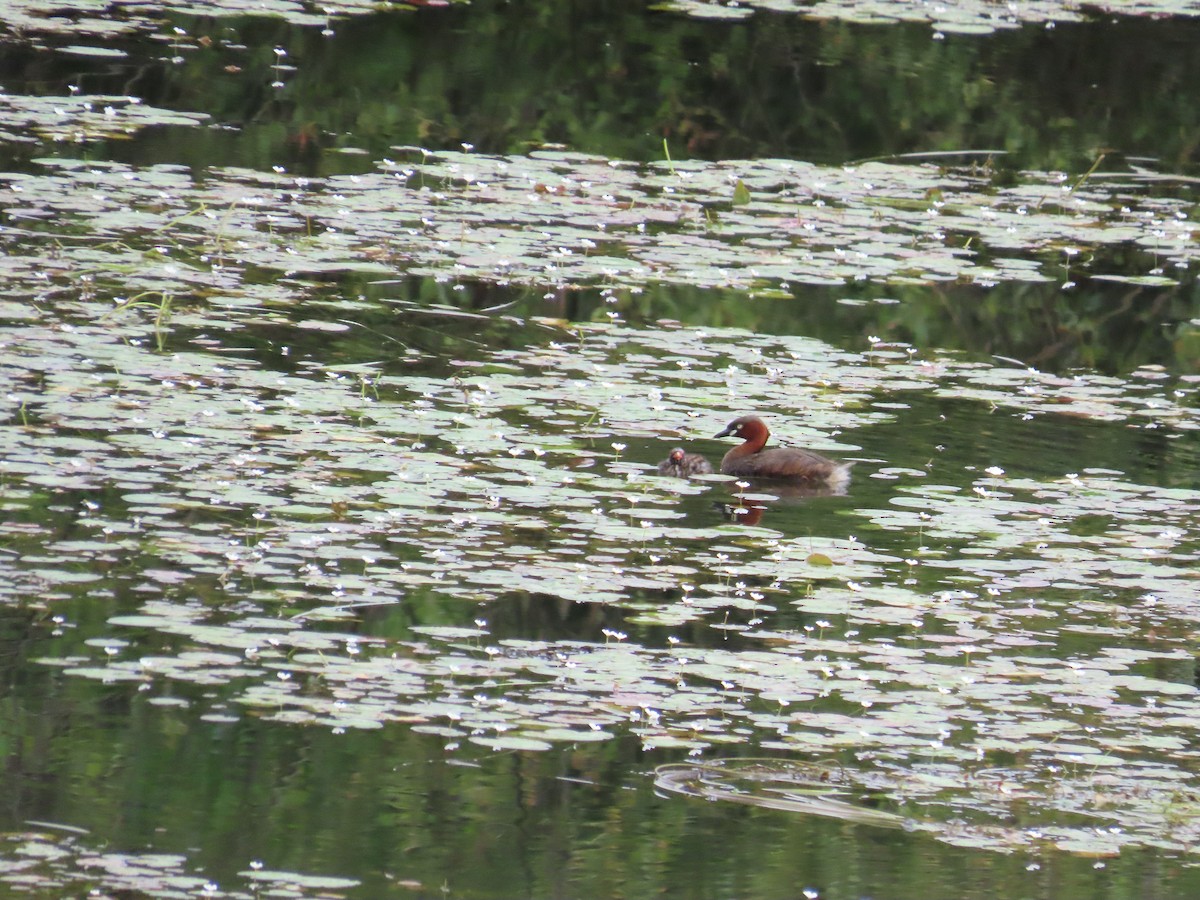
left=117, top=6, right=1200, bottom=175
left=594, top=278, right=1200, bottom=376
left=8, top=660, right=1200, bottom=897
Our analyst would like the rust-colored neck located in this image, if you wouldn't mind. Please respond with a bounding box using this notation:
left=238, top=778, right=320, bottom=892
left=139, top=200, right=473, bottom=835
left=729, top=417, right=770, bottom=456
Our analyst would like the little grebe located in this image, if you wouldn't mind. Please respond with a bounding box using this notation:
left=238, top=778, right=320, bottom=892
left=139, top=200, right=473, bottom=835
left=713, top=415, right=851, bottom=486
left=657, top=447, right=713, bottom=477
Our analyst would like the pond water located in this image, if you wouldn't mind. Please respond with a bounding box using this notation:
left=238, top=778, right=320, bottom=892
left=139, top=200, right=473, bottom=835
left=1, top=1, right=1200, bottom=898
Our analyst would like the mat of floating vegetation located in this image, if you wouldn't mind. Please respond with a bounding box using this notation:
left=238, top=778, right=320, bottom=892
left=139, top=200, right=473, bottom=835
left=655, top=756, right=1144, bottom=855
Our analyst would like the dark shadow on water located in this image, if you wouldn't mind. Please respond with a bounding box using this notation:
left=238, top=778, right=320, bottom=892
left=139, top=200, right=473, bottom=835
left=294, top=273, right=1200, bottom=377
left=180, top=273, right=1200, bottom=391
left=5, top=2, right=1200, bottom=178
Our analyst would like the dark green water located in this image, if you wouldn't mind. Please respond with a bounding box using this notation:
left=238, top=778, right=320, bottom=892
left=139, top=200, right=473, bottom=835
left=2, top=1, right=1200, bottom=898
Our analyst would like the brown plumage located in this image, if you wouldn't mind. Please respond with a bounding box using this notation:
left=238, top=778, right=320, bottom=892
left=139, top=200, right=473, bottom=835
left=657, top=447, right=713, bottom=477
left=713, top=415, right=851, bottom=487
